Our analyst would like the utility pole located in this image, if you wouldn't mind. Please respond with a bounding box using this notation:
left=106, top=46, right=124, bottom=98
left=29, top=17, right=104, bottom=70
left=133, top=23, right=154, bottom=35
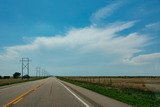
left=39, top=67, right=40, bottom=77
left=20, top=58, right=30, bottom=79
left=43, top=70, right=45, bottom=77
left=44, top=70, right=47, bottom=77
left=36, top=67, right=38, bottom=77
left=42, top=69, right=44, bottom=77
left=36, top=67, right=41, bottom=77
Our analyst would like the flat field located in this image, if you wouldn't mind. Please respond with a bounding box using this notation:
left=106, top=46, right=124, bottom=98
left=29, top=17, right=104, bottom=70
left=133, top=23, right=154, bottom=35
left=0, top=77, right=45, bottom=87
left=58, top=76, right=160, bottom=107
left=64, top=76, right=160, bottom=92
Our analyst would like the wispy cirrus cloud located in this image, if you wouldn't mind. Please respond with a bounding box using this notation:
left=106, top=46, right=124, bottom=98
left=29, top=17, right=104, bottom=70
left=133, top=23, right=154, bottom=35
left=90, top=1, right=123, bottom=23
left=145, top=22, right=160, bottom=31
left=125, top=53, right=160, bottom=65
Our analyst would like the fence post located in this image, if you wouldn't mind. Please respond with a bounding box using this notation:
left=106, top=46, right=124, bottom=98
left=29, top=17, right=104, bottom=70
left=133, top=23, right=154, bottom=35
left=109, top=78, right=112, bottom=86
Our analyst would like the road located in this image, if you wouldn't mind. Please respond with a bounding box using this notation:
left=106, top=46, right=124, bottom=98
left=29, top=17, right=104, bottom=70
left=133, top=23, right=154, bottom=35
left=0, top=77, right=132, bottom=107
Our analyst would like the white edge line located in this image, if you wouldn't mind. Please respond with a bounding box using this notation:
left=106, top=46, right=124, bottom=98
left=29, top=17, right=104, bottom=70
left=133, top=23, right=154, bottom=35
left=58, top=81, right=90, bottom=107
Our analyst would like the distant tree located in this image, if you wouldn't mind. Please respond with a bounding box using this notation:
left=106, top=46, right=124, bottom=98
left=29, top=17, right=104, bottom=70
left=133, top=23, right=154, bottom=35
left=3, top=76, right=10, bottom=79
left=13, top=72, right=21, bottom=78
left=0, top=75, right=2, bottom=79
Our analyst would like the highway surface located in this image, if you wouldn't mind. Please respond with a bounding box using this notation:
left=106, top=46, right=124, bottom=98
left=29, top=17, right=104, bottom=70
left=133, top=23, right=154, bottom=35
left=0, top=77, right=132, bottom=107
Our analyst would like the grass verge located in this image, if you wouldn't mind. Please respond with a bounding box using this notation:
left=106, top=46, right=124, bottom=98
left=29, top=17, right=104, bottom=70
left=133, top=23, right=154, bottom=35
left=57, top=77, right=160, bottom=107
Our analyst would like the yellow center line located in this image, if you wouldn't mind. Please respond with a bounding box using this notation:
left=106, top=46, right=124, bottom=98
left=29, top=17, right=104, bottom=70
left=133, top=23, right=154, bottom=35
left=3, top=80, right=47, bottom=107
left=13, top=97, right=23, bottom=105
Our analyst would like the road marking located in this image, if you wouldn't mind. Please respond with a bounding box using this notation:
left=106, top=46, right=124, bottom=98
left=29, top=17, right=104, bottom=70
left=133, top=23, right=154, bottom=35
left=3, top=89, right=33, bottom=107
left=3, top=81, right=47, bottom=107
left=58, top=81, right=90, bottom=107
left=13, top=97, right=23, bottom=104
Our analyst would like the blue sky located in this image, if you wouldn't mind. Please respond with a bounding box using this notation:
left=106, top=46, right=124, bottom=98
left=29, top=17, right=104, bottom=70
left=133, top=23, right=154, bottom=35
left=0, top=0, right=160, bottom=76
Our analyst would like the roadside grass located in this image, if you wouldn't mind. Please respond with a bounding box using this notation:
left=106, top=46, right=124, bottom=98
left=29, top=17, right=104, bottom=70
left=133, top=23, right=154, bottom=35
left=57, top=77, right=160, bottom=107
left=0, top=77, right=47, bottom=87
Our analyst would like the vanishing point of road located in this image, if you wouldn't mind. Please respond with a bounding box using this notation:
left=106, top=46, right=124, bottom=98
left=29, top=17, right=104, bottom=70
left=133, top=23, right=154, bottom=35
left=0, top=77, right=132, bottom=107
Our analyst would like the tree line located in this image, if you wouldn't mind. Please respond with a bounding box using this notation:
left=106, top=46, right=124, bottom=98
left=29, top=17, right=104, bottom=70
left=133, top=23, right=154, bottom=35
left=0, top=72, right=30, bottom=79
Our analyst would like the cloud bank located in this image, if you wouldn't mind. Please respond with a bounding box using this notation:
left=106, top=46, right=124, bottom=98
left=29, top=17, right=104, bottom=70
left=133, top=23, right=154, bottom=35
left=0, top=1, right=159, bottom=76
left=0, top=21, right=149, bottom=64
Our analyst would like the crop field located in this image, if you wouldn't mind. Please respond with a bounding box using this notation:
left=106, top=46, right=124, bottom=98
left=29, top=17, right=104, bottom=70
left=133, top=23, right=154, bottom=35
left=63, top=76, right=160, bottom=92
left=58, top=76, right=160, bottom=107
left=0, top=77, right=45, bottom=87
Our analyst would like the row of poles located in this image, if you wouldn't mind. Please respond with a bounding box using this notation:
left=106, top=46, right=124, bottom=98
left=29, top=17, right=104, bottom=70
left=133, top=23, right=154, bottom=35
left=36, top=67, right=49, bottom=77
left=20, top=58, right=50, bottom=79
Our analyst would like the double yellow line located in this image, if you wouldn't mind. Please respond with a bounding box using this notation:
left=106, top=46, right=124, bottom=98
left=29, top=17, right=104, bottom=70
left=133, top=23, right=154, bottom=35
left=3, top=81, right=46, bottom=107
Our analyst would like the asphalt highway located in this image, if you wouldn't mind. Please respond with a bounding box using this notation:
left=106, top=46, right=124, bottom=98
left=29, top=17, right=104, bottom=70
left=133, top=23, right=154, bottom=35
left=0, top=77, right=132, bottom=107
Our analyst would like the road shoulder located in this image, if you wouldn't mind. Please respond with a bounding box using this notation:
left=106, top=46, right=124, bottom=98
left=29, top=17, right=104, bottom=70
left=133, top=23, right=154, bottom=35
left=58, top=79, right=132, bottom=107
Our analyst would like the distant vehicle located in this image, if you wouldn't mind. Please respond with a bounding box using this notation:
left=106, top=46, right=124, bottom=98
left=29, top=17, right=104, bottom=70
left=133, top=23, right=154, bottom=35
left=23, top=75, right=30, bottom=79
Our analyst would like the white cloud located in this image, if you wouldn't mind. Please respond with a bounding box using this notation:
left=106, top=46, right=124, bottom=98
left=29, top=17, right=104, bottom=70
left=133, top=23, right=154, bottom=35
left=1, top=20, right=159, bottom=76
left=145, top=22, right=160, bottom=31
left=90, top=1, right=123, bottom=23
left=0, top=21, right=149, bottom=63
left=124, top=53, right=160, bottom=65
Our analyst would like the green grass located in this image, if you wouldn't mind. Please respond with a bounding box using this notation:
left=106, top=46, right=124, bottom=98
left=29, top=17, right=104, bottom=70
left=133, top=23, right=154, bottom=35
left=57, top=77, right=160, bottom=107
left=0, top=77, right=47, bottom=87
